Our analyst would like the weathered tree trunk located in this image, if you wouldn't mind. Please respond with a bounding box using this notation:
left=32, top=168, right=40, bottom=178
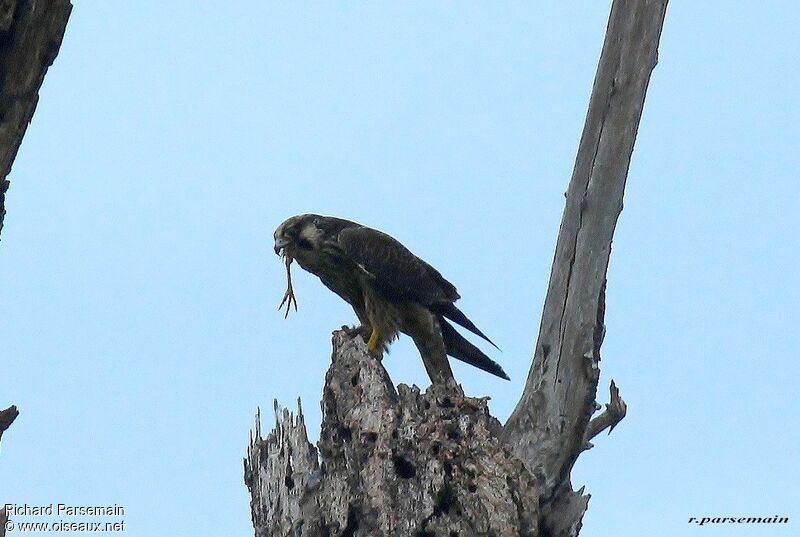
left=1, top=2, right=71, bottom=535
left=246, top=1, right=667, bottom=535
left=246, top=333, right=540, bottom=537
left=501, top=1, right=666, bottom=533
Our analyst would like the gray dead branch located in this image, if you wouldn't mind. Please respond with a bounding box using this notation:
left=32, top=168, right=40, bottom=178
left=501, top=1, right=667, bottom=534
left=0, top=0, right=72, bottom=241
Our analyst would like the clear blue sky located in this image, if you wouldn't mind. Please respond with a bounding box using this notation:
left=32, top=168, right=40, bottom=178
left=1, top=2, right=798, bottom=536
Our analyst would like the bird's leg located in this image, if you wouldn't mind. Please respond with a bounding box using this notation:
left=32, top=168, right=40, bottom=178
left=367, top=326, right=381, bottom=354
left=409, top=312, right=457, bottom=387
left=278, top=254, right=298, bottom=318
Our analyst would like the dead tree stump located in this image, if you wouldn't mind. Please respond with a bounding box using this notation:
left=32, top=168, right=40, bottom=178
left=245, top=332, right=539, bottom=537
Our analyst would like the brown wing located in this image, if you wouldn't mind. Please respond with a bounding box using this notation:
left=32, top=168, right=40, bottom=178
left=336, top=226, right=459, bottom=305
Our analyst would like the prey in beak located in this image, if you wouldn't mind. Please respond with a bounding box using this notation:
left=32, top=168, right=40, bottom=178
left=274, top=237, right=289, bottom=256
left=274, top=238, right=298, bottom=318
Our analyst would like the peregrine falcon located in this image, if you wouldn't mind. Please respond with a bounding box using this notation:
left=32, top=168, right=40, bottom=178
left=273, top=214, right=509, bottom=385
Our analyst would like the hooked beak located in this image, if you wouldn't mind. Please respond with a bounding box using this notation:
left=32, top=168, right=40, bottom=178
left=274, top=237, right=289, bottom=256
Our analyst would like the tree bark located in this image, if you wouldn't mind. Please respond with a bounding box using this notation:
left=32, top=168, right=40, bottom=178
left=501, top=1, right=667, bottom=534
left=246, top=1, right=667, bottom=535
left=0, top=0, right=72, bottom=241
left=246, top=332, right=540, bottom=537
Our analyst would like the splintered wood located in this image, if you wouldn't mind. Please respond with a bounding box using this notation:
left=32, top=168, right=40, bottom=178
left=245, top=332, right=539, bottom=537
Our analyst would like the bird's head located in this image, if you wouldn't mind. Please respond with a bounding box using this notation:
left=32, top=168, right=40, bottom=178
left=273, top=214, right=326, bottom=258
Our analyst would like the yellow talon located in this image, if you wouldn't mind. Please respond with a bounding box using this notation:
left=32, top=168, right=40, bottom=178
left=367, top=327, right=380, bottom=353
